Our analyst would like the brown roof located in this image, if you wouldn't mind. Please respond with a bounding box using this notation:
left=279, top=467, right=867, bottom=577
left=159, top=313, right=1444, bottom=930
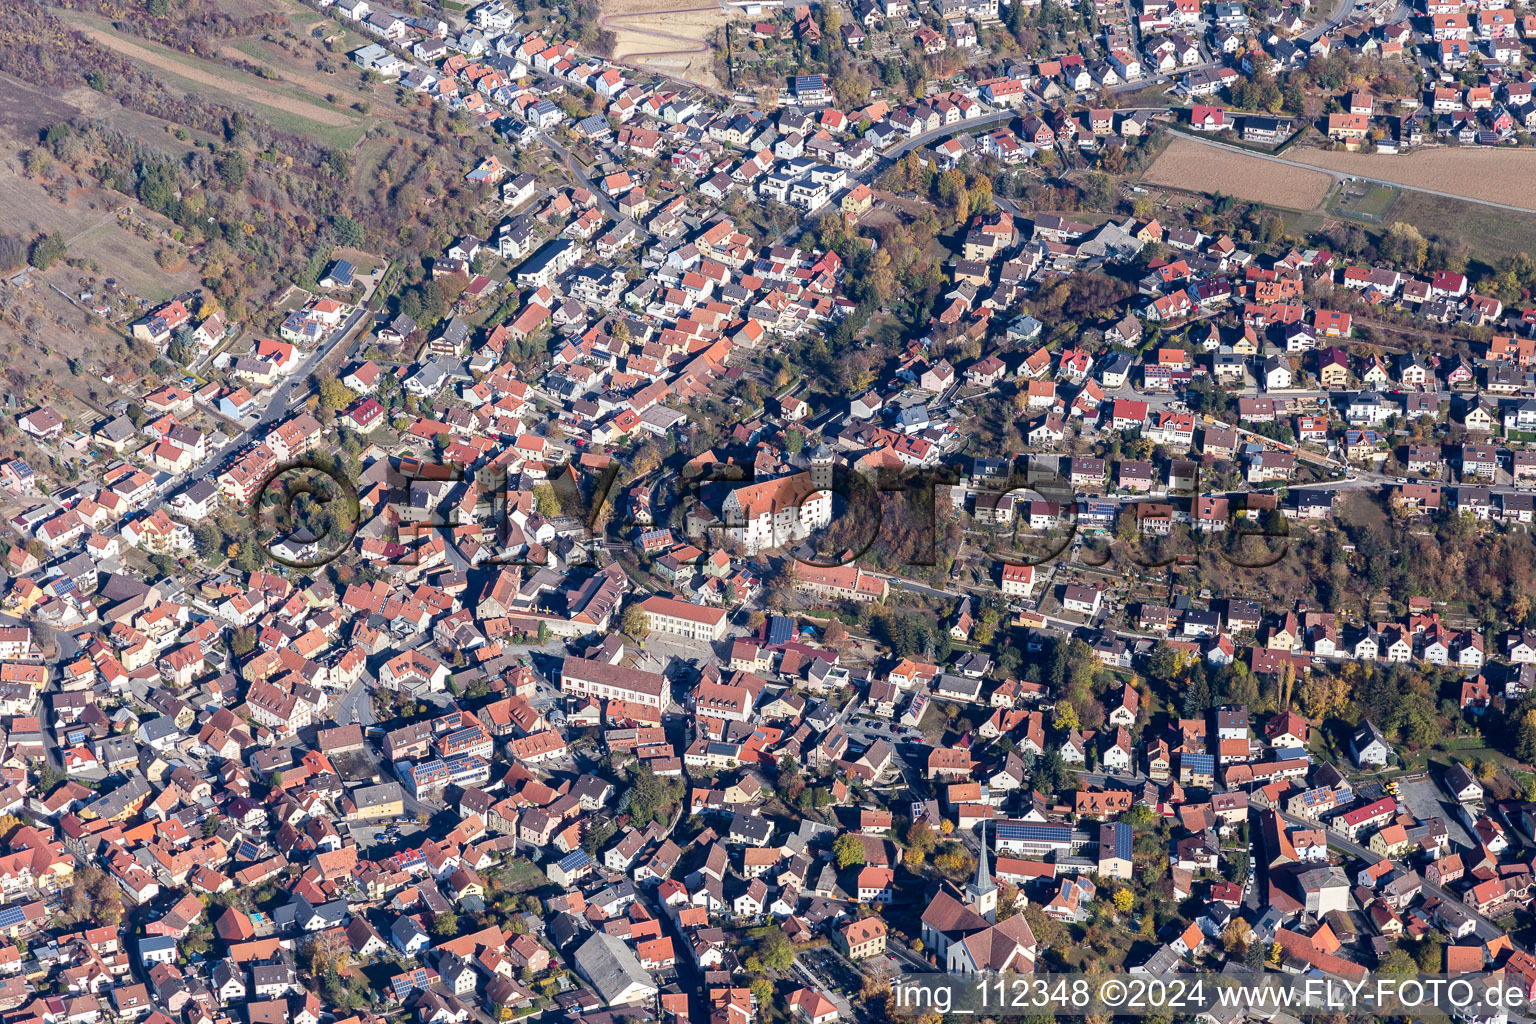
left=1446, top=945, right=1484, bottom=973
left=840, top=917, right=887, bottom=945
left=919, top=889, right=990, bottom=936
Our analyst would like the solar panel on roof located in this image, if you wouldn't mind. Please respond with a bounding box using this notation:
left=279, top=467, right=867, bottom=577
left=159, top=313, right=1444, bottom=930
left=1114, top=823, right=1133, bottom=861
left=0, top=906, right=25, bottom=928
left=996, top=822, right=1071, bottom=841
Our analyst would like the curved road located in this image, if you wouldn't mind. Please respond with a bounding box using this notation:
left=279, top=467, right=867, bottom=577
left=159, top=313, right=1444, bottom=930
left=1276, top=807, right=1516, bottom=946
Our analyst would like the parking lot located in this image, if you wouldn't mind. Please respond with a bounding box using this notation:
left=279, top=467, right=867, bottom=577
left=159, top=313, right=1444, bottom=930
left=346, top=817, right=427, bottom=853
left=330, top=748, right=382, bottom=783
left=1395, top=775, right=1475, bottom=850
left=847, top=714, right=922, bottom=741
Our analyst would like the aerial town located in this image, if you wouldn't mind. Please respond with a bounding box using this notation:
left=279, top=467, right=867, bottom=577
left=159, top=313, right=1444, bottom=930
left=7, top=0, right=1536, bottom=1017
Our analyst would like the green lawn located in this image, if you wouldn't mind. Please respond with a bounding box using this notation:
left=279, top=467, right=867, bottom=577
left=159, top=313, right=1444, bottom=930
left=1280, top=209, right=1328, bottom=237
left=1389, top=191, right=1536, bottom=270
left=497, top=858, right=551, bottom=894
left=1396, top=736, right=1512, bottom=774
left=1330, top=183, right=1400, bottom=221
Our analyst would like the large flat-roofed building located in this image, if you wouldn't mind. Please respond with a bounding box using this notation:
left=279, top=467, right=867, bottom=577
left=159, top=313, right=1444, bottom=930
left=573, top=931, right=659, bottom=1006
left=994, top=820, right=1079, bottom=856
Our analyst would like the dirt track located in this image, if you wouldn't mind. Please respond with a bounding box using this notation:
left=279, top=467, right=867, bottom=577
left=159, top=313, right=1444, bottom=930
left=598, top=0, right=724, bottom=89
left=1288, top=146, right=1536, bottom=211
left=83, top=27, right=355, bottom=127
left=600, top=3, right=714, bottom=55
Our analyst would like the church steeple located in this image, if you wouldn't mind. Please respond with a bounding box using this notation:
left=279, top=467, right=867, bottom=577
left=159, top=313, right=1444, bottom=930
left=967, top=820, right=998, bottom=922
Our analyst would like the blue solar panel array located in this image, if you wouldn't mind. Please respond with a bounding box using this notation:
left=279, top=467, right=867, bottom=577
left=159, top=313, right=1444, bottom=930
left=996, top=822, right=1072, bottom=843
left=1111, top=822, right=1133, bottom=861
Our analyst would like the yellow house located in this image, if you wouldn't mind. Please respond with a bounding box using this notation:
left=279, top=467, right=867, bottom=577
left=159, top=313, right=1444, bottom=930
left=953, top=263, right=990, bottom=288
left=1318, top=349, right=1352, bottom=388
left=1347, top=436, right=1383, bottom=462
left=841, top=183, right=874, bottom=217
left=1231, top=328, right=1260, bottom=355
left=3, top=578, right=43, bottom=615
left=1369, top=823, right=1413, bottom=857
left=148, top=442, right=194, bottom=474
left=724, top=776, right=762, bottom=805
left=1266, top=615, right=1298, bottom=651
left=93, top=420, right=138, bottom=454
left=834, top=917, right=887, bottom=961
left=120, top=639, right=154, bottom=672
left=345, top=782, right=406, bottom=821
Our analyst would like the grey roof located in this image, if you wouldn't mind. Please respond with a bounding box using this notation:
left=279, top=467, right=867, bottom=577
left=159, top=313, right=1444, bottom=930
left=409, top=363, right=446, bottom=387
left=98, top=416, right=137, bottom=443
left=352, top=782, right=404, bottom=809
left=180, top=478, right=218, bottom=504
left=438, top=317, right=471, bottom=346
left=391, top=915, right=429, bottom=947
left=953, top=651, right=991, bottom=676
left=935, top=673, right=983, bottom=699
left=137, top=717, right=180, bottom=744
left=251, top=964, right=295, bottom=987
left=1298, top=866, right=1348, bottom=891
left=728, top=812, right=773, bottom=842
left=572, top=931, right=658, bottom=1005
left=1354, top=719, right=1389, bottom=747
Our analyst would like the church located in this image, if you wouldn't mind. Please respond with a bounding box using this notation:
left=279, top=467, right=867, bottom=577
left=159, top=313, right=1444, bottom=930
left=918, top=823, right=1039, bottom=974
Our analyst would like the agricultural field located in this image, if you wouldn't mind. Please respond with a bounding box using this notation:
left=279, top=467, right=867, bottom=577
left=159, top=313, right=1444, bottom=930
left=1289, top=146, right=1536, bottom=212
left=70, top=17, right=368, bottom=148
left=1140, top=137, right=1333, bottom=210
left=599, top=0, right=732, bottom=89
left=0, top=73, right=85, bottom=138
left=0, top=73, right=224, bottom=157
left=0, top=140, right=202, bottom=302
left=211, top=0, right=292, bottom=13
left=1387, top=191, right=1536, bottom=269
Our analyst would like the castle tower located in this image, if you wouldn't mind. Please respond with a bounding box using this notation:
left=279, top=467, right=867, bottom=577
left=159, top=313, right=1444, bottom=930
left=810, top=443, right=834, bottom=491
left=967, top=820, right=998, bottom=923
